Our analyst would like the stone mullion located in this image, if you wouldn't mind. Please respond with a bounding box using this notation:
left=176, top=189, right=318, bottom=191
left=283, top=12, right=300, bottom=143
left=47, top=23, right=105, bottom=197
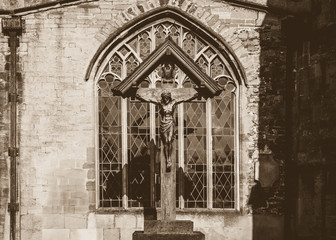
left=205, top=61, right=212, bottom=209
left=177, top=24, right=184, bottom=210
left=206, top=98, right=213, bottom=209
left=151, top=25, right=156, bottom=54
left=178, top=103, right=184, bottom=209
left=234, top=90, right=240, bottom=210
left=137, top=34, right=140, bottom=57
left=148, top=26, right=156, bottom=144
left=121, top=59, right=128, bottom=209
left=194, top=36, right=198, bottom=61
left=149, top=97, right=156, bottom=144
left=179, top=25, right=183, bottom=51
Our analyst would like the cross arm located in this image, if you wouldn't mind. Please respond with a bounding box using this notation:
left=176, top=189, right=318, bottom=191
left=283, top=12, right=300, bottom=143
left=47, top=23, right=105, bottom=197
left=173, top=88, right=198, bottom=104
left=136, top=89, right=161, bottom=104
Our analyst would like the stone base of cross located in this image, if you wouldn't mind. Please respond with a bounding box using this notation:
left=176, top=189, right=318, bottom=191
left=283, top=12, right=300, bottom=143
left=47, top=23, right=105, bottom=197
left=133, top=220, right=205, bottom=240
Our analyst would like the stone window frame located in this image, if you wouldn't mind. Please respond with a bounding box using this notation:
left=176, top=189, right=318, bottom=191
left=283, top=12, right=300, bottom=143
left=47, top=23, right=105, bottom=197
left=88, top=8, right=246, bottom=212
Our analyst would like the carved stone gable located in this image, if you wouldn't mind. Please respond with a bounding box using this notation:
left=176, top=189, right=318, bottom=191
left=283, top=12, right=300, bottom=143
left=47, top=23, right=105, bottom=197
left=112, top=38, right=223, bottom=97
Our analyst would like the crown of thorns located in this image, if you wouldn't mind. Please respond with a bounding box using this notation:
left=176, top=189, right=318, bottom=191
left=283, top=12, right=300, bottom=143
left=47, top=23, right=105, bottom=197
left=161, top=90, right=171, bottom=98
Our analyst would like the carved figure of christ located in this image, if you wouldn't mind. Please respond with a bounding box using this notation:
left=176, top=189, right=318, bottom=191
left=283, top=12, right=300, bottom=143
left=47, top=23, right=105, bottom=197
left=136, top=88, right=198, bottom=172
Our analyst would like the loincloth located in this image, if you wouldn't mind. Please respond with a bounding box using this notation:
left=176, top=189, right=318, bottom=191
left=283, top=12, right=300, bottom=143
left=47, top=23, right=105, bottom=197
left=160, top=118, right=174, bottom=135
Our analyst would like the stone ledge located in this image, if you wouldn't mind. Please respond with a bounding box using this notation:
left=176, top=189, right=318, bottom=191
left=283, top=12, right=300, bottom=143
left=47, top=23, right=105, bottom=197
left=144, top=220, right=193, bottom=234
left=133, top=231, right=205, bottom=240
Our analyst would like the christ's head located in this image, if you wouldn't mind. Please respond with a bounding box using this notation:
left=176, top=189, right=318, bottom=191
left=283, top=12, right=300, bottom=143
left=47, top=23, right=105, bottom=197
left=161, top=90, right=172, bottom=104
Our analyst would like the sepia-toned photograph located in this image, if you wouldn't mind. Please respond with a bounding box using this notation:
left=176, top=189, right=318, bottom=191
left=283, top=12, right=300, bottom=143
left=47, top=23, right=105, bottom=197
left=0, top=0, right=335, bottom=239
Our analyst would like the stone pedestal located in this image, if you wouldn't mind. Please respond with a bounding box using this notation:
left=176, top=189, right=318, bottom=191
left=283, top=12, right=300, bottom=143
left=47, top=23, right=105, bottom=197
left=133, top=220, right=205, bottom=240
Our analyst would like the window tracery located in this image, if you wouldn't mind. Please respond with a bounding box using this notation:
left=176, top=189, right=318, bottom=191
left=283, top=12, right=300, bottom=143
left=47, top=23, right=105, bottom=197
left=97, top=20, right=238, bottom=209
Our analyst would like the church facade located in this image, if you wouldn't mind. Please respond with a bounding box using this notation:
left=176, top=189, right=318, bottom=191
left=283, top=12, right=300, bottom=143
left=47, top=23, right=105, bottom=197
left=0, top=0, right=335, bottom=240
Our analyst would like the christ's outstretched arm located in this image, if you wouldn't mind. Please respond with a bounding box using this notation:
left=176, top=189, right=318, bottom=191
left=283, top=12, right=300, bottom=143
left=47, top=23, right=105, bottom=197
left=135, top=93, right=159, bottom=105
left=174, top=91, right=198, bottom=105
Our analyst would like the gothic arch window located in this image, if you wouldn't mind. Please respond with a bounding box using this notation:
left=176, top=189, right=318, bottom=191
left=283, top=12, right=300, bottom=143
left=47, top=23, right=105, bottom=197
left=96, top=19, right=240, bottom=210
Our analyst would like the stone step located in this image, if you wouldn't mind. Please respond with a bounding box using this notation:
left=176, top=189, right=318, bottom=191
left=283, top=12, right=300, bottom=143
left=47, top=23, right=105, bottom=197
left=144, top=220, right=193, bottom=234
left=133, top=231, right=205, bottom=240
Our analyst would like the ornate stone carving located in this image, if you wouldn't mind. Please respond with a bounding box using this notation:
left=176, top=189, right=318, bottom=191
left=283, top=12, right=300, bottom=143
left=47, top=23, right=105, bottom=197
left=136, top=88, right=198, bottom=172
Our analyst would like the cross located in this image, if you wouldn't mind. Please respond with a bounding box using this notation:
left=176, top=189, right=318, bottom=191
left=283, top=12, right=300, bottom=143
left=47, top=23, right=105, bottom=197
left=135, top=63, right=198, bottom=220
left=136, top=87, right=197, bottom=220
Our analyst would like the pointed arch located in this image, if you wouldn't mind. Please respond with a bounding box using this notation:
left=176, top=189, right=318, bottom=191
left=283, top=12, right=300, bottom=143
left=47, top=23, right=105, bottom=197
left=94, top=7, right=242, bottom=210
left=85, top=6, right=246, bottom=86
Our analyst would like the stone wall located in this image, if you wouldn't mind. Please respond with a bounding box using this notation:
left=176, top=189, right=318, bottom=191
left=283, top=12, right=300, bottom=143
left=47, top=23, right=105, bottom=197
left=0, top=0, right=268, bottom=239
left=254, top=14, right=286, bottom=215
left=285, top=16, right=336, bottom=240
left=278, top=0, right=336, bottom=238
left=0, top=27, right=10, bottom=240
left=244, top=11, right=286, bottom=240
left=290, top=35, right=336, bottom=240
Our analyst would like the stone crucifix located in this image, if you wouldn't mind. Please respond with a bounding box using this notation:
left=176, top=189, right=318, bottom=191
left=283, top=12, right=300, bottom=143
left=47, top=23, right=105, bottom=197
left=136, top=89, right=197, bottom=172
left=136, top=63, right=198, bottom=172
left=136, top=63, right=198, bottom=221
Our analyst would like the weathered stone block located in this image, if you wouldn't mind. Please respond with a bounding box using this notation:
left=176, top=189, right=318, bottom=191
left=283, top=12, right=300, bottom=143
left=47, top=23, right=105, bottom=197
left=42, top=214, right=65, bottom=229
left=95, top=214, right=115, bottom=228
left=144, top=220, right=193, bottom=234
left=42, top=229, right=70, bottom=240
left=115, top=215, right=137, bottom=229
left=70, top=229, right=103, bottom=240
left=120, top=228, right=134, bottom=240
left=21, top=229, right=43, bottom=240
left=103, top=228, right=120, bottom=240
left=64, top=214, right=87, bottom=229
left=136, top=215, right=144, bottom=229
left=178, top=214, right=224, bottom=229
left=21, top=214, right=42, bottom=230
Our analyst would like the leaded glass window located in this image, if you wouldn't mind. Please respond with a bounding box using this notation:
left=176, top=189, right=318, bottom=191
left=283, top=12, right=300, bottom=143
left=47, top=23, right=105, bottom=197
left=184, top=101, right=207, bottom=208
left=97, top=20, right=238, bottom=209
left=98, top=74, right=122, bottom=207
left=212, top=77, right=236, bottom=209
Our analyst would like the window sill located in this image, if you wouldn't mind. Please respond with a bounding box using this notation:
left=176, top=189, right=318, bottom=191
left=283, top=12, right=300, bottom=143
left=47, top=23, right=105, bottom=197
left=176, top=208, right=239, bottom=216
left=95, top=207, right=144, bottom=214
left=94, top=207, right=239, bottom=216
